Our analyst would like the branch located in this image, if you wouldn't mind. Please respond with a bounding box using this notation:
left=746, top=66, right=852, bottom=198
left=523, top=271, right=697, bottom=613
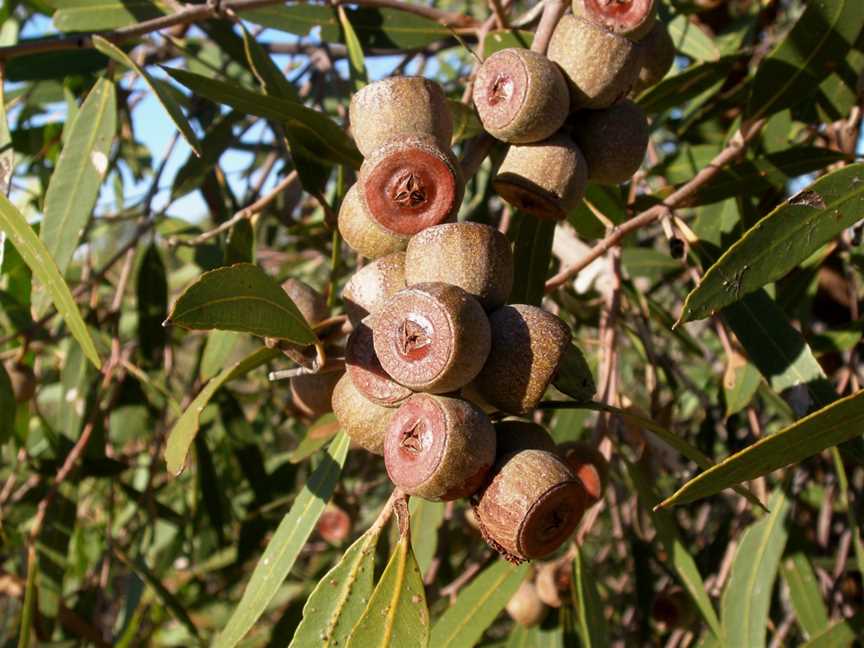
left=530, top=0, right=566, bottom=54
left=544, top=118, right=767, bottom=292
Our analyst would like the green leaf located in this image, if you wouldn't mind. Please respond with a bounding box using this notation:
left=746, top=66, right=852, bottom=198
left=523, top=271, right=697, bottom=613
left=720, top=491, right=789, bottom=648
left=215, top=432, right=350, bottom=648
left=93, top=36, right=201, bottom=156
left=666, top=14, right=720, bottom=61
left=287, top=414, right=339, bottom=463
left=409, top=498, right=444, bottom=577
left=482, top=29, right=533, bottom=58
left=509, top=213, right=555, bottom=306
left=448, top=100, right=483, bottom=145
left=200, top=329, right=241, bottom=382
left=430, top=559, right=528, bottom=648
left=40, top=77, right=115, bottom=277
left=290, top=512, right=384, bottom=648
left=163, top=66, right=360, bottom=168
left=659, top=390, right=864, bottom=508
left=136, top=243, right=168, bottom=368
left=224, top=217, right=254, bottom=266
left=680, top=163, right=864, bottom=321
left=553, top=344, right=596, bottom=402
left=166, top=263, right=316, bottom=343
left=0, top=194, right=101, bottom=368
left=723, top=354, right=761, bottom=418
left=172, top=111, right=245, bottom=199
left=165, top=346, right=279, bottom=475
left=243, top=5, right=451, bottom=50
left=781, top=553, right=829, bottom=639
left=746, top=0, right=863, bottom=121
left=0, top=64, right=13, bottom=196
left=572, top=547, right=609, bottom=647
left=338, top=6, right=368, bottom=92
left=346, top=534, right=429, bottom=648
left=49, top=0, right=166, bottom=31
left=800, top=613, right=864, bottom=648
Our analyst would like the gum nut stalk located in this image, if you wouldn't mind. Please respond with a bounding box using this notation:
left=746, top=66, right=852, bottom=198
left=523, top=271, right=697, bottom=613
left=493, top=132, right=588, bottom=220
left=473, top=48, right=569, bottom=144
left=331, top=373, right=394, bottom=455
left=572, top=99, right=649, bottom=185
left=405, top=222, right=514, bottom=310
left=342, top=252, right=406, bottom=325
left=573, top=0, right=657, bottom=42
left=384, top=393, right=496, bottom=501
left=345, top=317, right=412, bottom=407
left=338, top=183, right=408, bottom=259
left=349, top=76, right=453, bottom=156
left=547, top=15, right=642, bottom=110
left=359, top=135, right=464, bottom=237
left=373, top=283, right=491, bottom=394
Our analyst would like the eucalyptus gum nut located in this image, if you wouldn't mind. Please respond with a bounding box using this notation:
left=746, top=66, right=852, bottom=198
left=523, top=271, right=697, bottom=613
left=345, top=318, right=412, bottom=407
left=506, top=581, right=548, bottom=627
left=373, top=283, right=491, bottom=394
left=342, top=252, right=407, bottom=325
left=290, top=370, right=344, bottom=418
left=472, top=305, right=571, bottom=415
left=6, top=362, right=36, bottom=403
left=349, top=76, right=453, bottom=157
left=572, top=99, right=649, bottom=185
left=572, top=0, right=657, bottom=42
left=383, top=393, right=496, bottom=501
left=359, top=135, right=463, bottom=237
left=547, top=15, right=642, bottom=110
left=472, top=48, right=569, bottom=144
left=535, top=562, right=568, bottom=608
left=338, top=183, right=408, bottom=259
left=495, top=420, right=558, bottom=458
left=460, top=382, right=499, bottom=415
left=317, top=503, right=352, bottom=544
left=633, top=22, right=676, bottom=94
left=281, top=278, right=329, bottom=326
left=493, top=132, right=588, bottom=220
left=331, top=373, right=394, bottom=455
left=474, top=449, right=585, bottom=561
left=558, top=441, right=609, bottom=503
left=405, top=222, right=514, bottom=310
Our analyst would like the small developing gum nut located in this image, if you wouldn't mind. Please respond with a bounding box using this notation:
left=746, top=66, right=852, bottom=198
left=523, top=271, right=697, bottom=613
left=473, top=48, right=570, bottom=145
left=338, top=183, right=409, bottom=260
left=547, top=15, right=643, bottom=110
left=633, top=22, right=676, bottom=95
left=373, top=283, right=491, bottom=394
left=345, top=317, right=412, bottom=408
left=557, top=441, right=609, bottom=503
left=474, top=449, right=587, bottom=562
left=405, top=222, right=514, bottom=311
left=494, top=419, right=558, bottom=458
left=572, top=99, right=649, bottom=186
left=471, top=304, right=571, bottom=416
left=572, top=0, right=657, bottom=42
left=316, top=503, right=352, bottom=544
left=493, top=131, right=588, bottom=220
left=6, top=362, right=36, bottom=404
left=342, top=251, right=406, bottom=326
left=331, top=373, right=395, bottom=455
left=383, top=393, right=496, bottom=501
left=359, top=135, right=464, bottom=237
left=506, top=581, right=548, bottom=627
left=281, top=278, right=329, bottom=326
left=535, top=561, right=572, bottom=608
left=290, top=369, right=344, bottom=419
left=349, top=76, right=453, bottom=157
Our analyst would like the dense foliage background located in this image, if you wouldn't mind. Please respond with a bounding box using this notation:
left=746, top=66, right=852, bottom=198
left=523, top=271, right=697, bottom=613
left=1, top=0, right=863, bottom=645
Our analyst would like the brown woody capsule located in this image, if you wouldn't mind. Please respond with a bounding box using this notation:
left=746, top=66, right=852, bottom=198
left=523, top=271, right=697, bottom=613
left=495, top=420, right=558, bottom=457
left=342, top=252, right=406, bottom=325
left=572, top=99, right=649, bottom=185
left=359, top=136, right=463, bottom=237
left=547, top=15, right=642, bottom=109
left=338, top=183, right=408, bottom=259
left=506, top=581, right=548, bottom=627
left=331, top=373, right=394, bottom=455
left=384, top=393, right=496, bottom=501
left=633, top=22, right=676, bottom=94
left=345, top=318, right=412, bottom=407
left=573, top=0, right=657, bottom=42
left=474, top=449, right=586, bottom=561
left=493, top=132, right=588, bottom=220
left=317, top=504, right=352, bottom=544
left=472, top=48, right=570, bottom=144
left=290, top=370, right=344, bottom=418
left=349, top=76, right=453, bottom=157
left=373, top=283, right=491, bottom=394
left=5, top=362, right=36, bottom=403
left=472, top=305, right=571, bottom=415
left=558, top=441, right=609, bottom=503
left=535, top=561, right=572, bottom=608
left=405, top=222, right=514, bottom=310
left=281, top=278, right=329, bottom=326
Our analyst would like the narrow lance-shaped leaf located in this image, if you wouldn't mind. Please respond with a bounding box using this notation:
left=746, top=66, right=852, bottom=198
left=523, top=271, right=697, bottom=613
left=800, top=614, right=864, bottom=648
left=0, top=62, right=13, bottom=196
left=680, top=163, right=864, bottom=322
left=346, top=532, right=430, bottom=648
left=51, top=0, right=166, bottom=31
left=165, top=346, right=279, bottom=475
left=720, top=491, right=789, bottom=648
left=409, top=498, right=444, bottom=577
left=93, top=36, right=201, bottom=156
left=136, top=243, right=167, bottom=368
left=40, top=76, right=115, bottom=278
left=659, top=389, right=864, bottom=508
left=509, top=213, right=555, bottom=306
left=781, top=553, right=829, bottom=639
left=0, top=194, right=101, bottom=368
left=572, top=547, right=609, bottom=648
left=338, top=5, right=368, bottom=92
left=165, top=263, right=316, bottom=344
left=430, top=559, right=529, bottom=648
left=214, top=432, right=350, bottom=648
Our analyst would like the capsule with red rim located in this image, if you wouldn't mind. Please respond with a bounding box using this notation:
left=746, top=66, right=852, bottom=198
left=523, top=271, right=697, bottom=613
left=573, top=0, right=657, bottom=42
left=342, top=251, right=407, bottom=326
left=345, top=317, right=412, bottom=408
left=338, top=182, right=408, bottom=259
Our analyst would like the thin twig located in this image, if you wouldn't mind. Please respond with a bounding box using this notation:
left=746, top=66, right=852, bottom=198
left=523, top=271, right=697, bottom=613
left=530, top=0, right=565, bottom=54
